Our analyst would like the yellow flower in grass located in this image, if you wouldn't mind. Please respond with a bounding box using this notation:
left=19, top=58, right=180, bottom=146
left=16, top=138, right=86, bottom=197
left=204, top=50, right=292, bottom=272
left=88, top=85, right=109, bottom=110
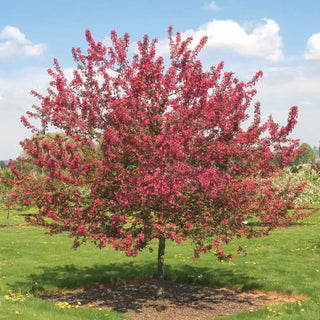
left=55, top=301, right=81, bottom=309
left=5, top=292, right=31, bottom=302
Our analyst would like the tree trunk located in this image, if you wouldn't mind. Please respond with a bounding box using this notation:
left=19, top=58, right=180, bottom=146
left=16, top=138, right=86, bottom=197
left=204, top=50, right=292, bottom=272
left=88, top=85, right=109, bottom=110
left=157, top=236, right=166, bottom=281
left=6, top=207, right=10, bottom=226
left=157, top=236, right=166, bottom=297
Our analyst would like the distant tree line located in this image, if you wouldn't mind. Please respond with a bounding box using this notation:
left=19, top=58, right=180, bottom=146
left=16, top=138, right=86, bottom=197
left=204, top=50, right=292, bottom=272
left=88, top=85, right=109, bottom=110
left=0, top=160, right=8, bottom=170
left=290, top=142, right=316, bottom=166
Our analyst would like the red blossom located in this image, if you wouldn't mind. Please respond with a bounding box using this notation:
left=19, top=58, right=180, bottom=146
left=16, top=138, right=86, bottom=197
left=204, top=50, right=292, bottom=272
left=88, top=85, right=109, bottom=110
left=9, top=27, right=307, bottom=268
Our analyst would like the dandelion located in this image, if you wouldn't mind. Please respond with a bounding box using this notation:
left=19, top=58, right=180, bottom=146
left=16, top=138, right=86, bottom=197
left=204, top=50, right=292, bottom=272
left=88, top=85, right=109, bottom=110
left=5, top=292, right=32, bottom=302
left=55, top=301, right=70, bottom=309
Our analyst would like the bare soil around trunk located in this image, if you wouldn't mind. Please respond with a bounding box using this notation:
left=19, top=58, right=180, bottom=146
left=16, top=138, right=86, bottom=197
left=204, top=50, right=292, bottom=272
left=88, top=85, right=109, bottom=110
left=39, top=279, right=308, bottom=320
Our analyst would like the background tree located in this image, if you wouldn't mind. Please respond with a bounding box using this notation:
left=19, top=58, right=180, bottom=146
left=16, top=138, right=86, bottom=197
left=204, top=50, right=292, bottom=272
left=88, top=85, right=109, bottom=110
left=0, top=161, right=8, bottom=170
left=0, top=167, right=14, bottom=226
left=290, top=142, right=315, bottom=166
left=10, top=27, right=307, bottom=282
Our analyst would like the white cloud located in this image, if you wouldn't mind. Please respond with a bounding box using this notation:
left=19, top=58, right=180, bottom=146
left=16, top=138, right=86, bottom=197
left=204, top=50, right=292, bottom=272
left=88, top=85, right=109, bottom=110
left=304, top=32, right=320, bottom=60
left=253, top=67, right=320, bottom=147
left=0, top=68, right=50, bottom=159
left=23, top=44, right=46, bottom=56
left=155, top=19, right=283, bottom=61
left=0, top=26, right=29, bottom=44
left=0, top=25, right=46, bottom=60
left=203, top=1, right=220, bottom=11
left=298, top=100, right=313, bottom=107
left=257, top=70, right=320, bottom=96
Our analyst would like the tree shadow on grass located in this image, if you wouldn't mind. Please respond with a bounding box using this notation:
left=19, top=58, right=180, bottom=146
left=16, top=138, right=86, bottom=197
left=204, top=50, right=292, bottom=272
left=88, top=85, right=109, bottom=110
left=166, top=264, right=262, bottom=291
left=8, top=262, right=274, bottom=320
left=10, top=262, right=266, bottom=317
left=11, top=261, right=154, bottom=293
left=10, top=261, right=261, bottom=295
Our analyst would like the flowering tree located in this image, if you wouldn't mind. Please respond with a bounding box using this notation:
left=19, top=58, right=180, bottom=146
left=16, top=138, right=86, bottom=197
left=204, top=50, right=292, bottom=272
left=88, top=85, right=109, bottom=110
left=0, top=168, right=14, bottom=226
left=10, top=27, right=306, bottom=281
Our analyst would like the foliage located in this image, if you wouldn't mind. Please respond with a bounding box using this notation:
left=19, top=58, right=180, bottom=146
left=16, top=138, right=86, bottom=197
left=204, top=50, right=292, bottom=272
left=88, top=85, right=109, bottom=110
left=311, top=161, right=320, bottom=174
left=10, top=27, right=306, bottom=279
left=273, top=164, right=320, bottom=205
left=0, top=160, right=8, bottom=170
left=290, top=142, right=315, bottom=166
left=0, top=167, right=15, bottom=225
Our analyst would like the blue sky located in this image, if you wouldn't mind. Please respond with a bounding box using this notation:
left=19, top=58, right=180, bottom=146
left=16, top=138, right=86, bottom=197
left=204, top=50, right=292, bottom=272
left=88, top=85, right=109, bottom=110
left=1, top=0, right=320, bottom=159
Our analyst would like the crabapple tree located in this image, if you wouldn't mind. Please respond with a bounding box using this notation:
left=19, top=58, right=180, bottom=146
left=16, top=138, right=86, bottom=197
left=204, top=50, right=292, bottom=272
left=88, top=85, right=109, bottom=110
left=10, top=27, right=307, bottom=281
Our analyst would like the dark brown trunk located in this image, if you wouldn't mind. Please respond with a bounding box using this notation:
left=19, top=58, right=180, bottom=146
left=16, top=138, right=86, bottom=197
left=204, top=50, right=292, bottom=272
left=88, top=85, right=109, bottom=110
left=6, top=207, right=10, bottom=226
left=157, top=236, right=166, bottom=281
left=157, top=236, right=166, bottom=296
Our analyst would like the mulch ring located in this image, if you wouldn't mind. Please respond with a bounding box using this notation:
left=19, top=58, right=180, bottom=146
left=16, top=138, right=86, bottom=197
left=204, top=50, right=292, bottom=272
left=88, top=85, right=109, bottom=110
left=39, top=279, right=308, bottom=320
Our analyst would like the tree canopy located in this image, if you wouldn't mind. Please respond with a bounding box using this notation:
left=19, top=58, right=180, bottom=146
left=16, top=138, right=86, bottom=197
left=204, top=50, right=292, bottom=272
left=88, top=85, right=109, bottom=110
left=10, top=27, right=307, bottom=280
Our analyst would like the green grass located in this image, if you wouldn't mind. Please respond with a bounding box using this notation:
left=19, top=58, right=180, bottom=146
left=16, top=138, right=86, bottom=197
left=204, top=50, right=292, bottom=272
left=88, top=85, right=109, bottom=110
left=0, top=208, right=320, bottom=319
left=0, top=205, right=34, bottom=227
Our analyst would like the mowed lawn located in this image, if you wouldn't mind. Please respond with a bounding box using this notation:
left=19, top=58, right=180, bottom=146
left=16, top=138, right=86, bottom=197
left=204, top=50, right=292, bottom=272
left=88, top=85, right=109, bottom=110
left=0, top=207, right=320, bottom=319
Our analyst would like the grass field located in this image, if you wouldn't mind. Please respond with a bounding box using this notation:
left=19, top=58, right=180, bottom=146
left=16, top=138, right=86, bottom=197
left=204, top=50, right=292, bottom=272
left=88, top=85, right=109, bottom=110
left=1, top=207, right=320, bottom=319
